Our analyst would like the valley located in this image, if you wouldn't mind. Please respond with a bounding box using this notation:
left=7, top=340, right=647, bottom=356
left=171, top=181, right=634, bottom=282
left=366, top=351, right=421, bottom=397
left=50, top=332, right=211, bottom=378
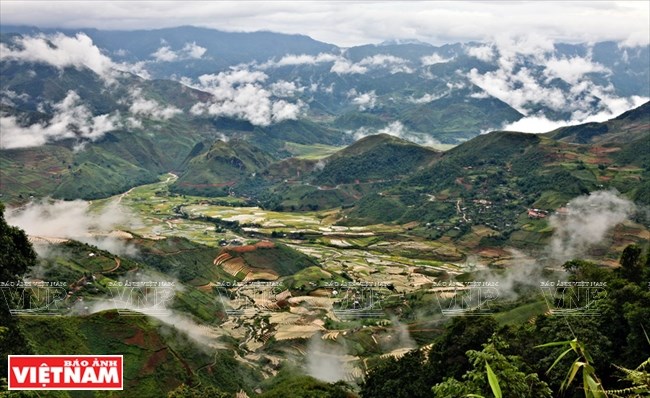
left=1, top=13, right=649, bottom=398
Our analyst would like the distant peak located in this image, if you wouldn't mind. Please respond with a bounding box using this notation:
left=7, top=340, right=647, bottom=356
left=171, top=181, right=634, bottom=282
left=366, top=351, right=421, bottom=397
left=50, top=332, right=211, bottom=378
left=378, top=38, right=432, bottom=46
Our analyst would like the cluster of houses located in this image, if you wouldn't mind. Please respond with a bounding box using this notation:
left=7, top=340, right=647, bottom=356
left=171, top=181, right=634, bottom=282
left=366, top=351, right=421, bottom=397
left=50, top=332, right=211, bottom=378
left=527, top=206, right=570, bottom=219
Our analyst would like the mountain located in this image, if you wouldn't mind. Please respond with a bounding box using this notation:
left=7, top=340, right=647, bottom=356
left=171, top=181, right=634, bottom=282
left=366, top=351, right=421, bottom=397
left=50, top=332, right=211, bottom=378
left=0, top=25, right=338, bottom=79
left=400, top=90, right=524, bottom=142
left=313, top=133, right=439, bottom=184
left=343, top=101, right=649, bottom=237
left=1, top=27, right=649, bottom=205
left=546, top=101, right=650, bottom=144
left=171, top=139, right=277, bottom=196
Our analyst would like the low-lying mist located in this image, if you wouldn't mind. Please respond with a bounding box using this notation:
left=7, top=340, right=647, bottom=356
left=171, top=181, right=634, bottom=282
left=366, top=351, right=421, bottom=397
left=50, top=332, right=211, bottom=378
left=475, top=190, right=637, bottom=294
left=6, top=198, right=140, bottom=257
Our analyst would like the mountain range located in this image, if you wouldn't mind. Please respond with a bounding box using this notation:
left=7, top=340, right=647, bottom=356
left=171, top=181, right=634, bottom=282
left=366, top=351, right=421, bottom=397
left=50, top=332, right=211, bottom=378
left=1, top=25, right=649, bottom=236
left=2, top=24, right=650, bottom=398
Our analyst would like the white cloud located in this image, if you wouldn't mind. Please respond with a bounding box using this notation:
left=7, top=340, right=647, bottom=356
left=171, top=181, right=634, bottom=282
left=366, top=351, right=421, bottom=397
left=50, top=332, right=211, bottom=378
left=182, top=42, right=207, bottom=59
left=0, top=90, right=31, bottom=107
left=151, top=42, right=207, bottom=61
left=350, top=121, right=441, bottom=147
left=269, top=80, right=304, bottom=97
left=358, top=54, right=413, bottom=73
left=544, top=56, right=610, bottom=84
left=500, top=115, right=577, bottom=134
left=0, top=32, right=151, bottom=81
left=468, top=65, right=567, bottom=113
left=548, top=190, right=636, bottom=263
left=466, top=45, right=495, bottom=62
left=3, top=2, right=647, bottom=48
left=6, top=199, right=140, bottom=257
left=421, top=53, right=454, bottom=65
left=0, top=91, right=120, bottom=149
left=188, top=69, right=302, bottom=125
left=330, top=59, right=368, bottom=75
left=469, top=91, right=490, bottom=99
left=114, top=60, right=151, bottom=79
left=351, top=90, right=377, bottom=110
left=261, top=52, right=339, bottom=68
left=271, top=100, right=303, bottom=122
left=409, top=93, right=443, bottom=104
left=151, top=45, right=178, bottom=62
left=0, top=33, right=117, bottom=82
left=499, top=95, right=648, bottom=133
left=128, top=88, right=182, bottom=120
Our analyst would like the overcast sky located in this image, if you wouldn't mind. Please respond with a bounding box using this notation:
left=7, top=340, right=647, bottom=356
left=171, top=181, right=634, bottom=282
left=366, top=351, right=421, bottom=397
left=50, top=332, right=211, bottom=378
left=1, top=1, right=648, bottom=47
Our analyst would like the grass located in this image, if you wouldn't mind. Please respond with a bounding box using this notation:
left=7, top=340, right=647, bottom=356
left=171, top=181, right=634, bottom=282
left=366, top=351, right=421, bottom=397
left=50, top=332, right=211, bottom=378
left=493, top=300, right=548, bottom=325
left=283, top=142, right=343, bottom=159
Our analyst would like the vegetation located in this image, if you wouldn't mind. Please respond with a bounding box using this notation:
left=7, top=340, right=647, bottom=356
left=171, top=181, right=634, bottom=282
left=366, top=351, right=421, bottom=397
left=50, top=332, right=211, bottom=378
left=361, top=248, right=650, bottom=398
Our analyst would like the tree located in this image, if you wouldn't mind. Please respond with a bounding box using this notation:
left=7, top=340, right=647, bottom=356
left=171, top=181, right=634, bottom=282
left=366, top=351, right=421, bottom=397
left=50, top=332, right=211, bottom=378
left=537, top=338, right=606, bottom=398
left=432, top=337, right=552, bottom=398
left=0, top=203, right=37, bottom=381
left=619, top=244, right=644, bottom=283
left=167, top=384, right=230, bottom=398
left=361, top=349, right=433, bottom=398
left=0, top=203, right=36, bottom=287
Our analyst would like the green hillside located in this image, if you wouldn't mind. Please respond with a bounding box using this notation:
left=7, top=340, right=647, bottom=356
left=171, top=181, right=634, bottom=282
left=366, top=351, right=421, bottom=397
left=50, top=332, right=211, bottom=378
left=171, top=139, right=276, bottom=197
left=546, top=101, right=650, bottom=144
left=400, top=91, right=524, bottom=142
left=314, top=133, right=439, bottom=185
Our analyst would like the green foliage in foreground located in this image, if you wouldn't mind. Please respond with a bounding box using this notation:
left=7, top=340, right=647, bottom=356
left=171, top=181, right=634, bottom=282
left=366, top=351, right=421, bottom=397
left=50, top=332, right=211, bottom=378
left=0, top=202, right=36, bottom=379
left=362, top=245, right=650, bottom=398
left=167, top=384, right=230, bottom=398
left=432, top=337, right=551, bottom=398
left=258, top=366, right=352, bottom=398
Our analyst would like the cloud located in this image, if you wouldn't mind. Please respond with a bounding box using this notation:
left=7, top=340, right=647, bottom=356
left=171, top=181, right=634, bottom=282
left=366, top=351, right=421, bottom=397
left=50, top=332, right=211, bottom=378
left=5, top=199, right=140, bottom=257
left=0, top=33, right=117, bottom=82
left=499, top=95, right=648, bottom=133
left=466, top=44, right=495, bottom=62
left=269, top=80, right=304, bottom=97
left=350, top=121, right=442, bottom=147
left=548, top=190, right=636, bottom=263
left=151, top=42, right=208, bottom=62
left=330, top=58, right=368, bottom=75
left=500, top=115, right=575, bottom=134
left=305, top=335, right=348, bottom=382
left=358, top=54, right=413, bottom=73
left=467, top=37, right=619, bottom=116
left=114, top=60, right=151, bottom=80
left=409, top=93, right=443, bottom=104
left=182, top=41, right=207, bottom=58
left=544, top=56, right=610, bottom=84
left=271, top=100, right=303, bottom=122
left=3, top=2, right=647, bottom=48
left=421, top=53, right=454, bottom=65
left=151, top=45, right=179, bottom=62
left=329, top=54, right=413, bottom=75
left=128, top=88, right=182, bottom=120
left=75, top=271, right=224, bottom=352
left=0, top=91, right=120, bottom=149
left=0, top=32, right=152, bottom=82
left=261, top=52, right=339, bottom=68
left=0, top=90, right=31, bottom=107
left=188, top=69, right=302, bottom=125
left=350, top=90, right=377, bottom=110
